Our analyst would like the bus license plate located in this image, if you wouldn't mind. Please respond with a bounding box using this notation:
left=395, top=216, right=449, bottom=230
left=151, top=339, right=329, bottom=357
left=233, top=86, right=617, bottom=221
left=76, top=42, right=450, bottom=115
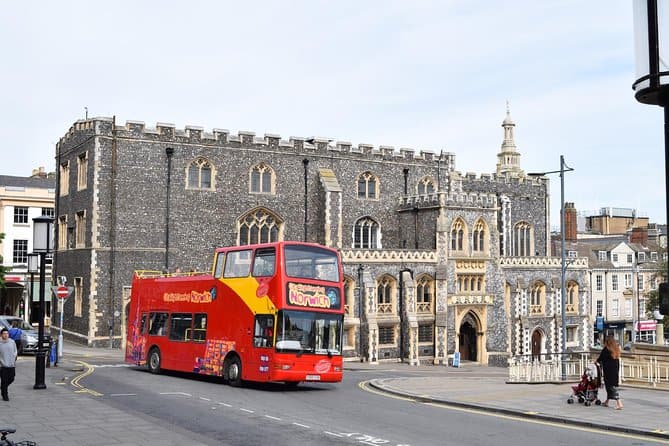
left=306, top=374, right=321, bottom=381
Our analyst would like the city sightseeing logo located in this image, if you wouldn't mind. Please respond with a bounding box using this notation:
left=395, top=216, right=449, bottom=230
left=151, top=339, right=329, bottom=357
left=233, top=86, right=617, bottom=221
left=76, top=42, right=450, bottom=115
left=163, top=287, right=216, bottom=303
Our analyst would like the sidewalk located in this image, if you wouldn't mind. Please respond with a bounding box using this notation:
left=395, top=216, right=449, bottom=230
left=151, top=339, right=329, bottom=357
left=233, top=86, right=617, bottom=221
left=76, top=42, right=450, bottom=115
left=366, top=363, right=669, bottom=440
left=0, top=348, right=212, bottom=446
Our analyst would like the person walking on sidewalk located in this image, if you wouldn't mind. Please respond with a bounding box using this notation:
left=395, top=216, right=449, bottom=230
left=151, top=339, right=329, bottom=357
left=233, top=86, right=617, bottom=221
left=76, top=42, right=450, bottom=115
left=0, top=327, right=17, bottom=401
left=596, top=335, right=623, bottom=410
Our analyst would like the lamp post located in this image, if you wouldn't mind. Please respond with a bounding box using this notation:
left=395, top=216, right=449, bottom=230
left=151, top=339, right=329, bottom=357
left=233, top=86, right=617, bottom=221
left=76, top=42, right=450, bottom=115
left=27, top=253, right=38, bottom=323
left=633, top=0, right=669, bottom=286
left=32, top=216, right=54, bottom=390
left=529, top=155, right=574, bottom=380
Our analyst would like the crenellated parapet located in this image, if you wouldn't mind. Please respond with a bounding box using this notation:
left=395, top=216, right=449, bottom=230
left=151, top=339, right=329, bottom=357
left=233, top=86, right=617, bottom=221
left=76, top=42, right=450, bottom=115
left=57, top=117, right=458, bottom=168
left=342, top=249, right=436, bottom=263
left=499, top=257, right=589, bottom=268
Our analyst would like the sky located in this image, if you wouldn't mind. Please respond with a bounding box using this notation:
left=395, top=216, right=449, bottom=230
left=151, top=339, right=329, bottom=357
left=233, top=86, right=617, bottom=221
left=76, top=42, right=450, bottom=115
left=1, top=1, right=665, bottom=230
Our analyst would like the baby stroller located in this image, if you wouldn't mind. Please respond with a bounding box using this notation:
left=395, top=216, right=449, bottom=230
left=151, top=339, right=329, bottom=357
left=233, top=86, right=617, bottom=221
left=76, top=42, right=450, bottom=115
left=567, top=363, right=601, bottom=406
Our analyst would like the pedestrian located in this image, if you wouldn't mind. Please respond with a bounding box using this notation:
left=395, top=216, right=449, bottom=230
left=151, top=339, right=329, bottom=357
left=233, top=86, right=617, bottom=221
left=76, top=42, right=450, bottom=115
left=0, top=327, right=18, bottom=401
left=596, top=335, right=623, bottom=410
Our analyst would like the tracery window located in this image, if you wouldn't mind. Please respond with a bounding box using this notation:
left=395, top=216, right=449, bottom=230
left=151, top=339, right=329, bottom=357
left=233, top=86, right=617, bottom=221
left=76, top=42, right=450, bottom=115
left=472, top=219, right=487, bottom=253
left=187, top=157, right=214, bottom=190
left=238, top=208, right=283, bottom=245
left=357, top=171, right=379, bottom=199
left=353, top=217, right=380, bottom=249
left=450, top=218, right=466, bottom=252
left=530, top=281, right=546, bottom=315
left=376, top=275, right=396, bottom=314
left=513, top=221, right=533, bottom=257
left=415, top=274, right=434, bottom=313
left=250, top=162, right=274, bottom=194
left=417, top=177, right=435, bottom=195
left=566, top=281, right=579, bottom=313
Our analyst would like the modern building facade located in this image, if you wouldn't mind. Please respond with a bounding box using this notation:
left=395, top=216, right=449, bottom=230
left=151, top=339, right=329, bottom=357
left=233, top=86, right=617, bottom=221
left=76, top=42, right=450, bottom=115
left=54, top=111, right=591, bottom=365
left=0, top=168, right=56, bottom=323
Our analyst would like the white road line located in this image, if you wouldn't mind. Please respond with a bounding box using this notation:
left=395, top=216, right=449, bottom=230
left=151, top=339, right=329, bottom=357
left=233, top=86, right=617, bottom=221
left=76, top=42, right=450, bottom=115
left=199, top=397, right=211, bottom=401
left=218, top=402, right=232, bottom=407
left=240, top=408, right=255, bottom=413
left=324, top=431, right=343, bottom=437
left=110, top=393, right=137, bottom=397
left=159, top=392, right=192, bottom=397
left=292, top=422, right=311, bottom=429
left=265, top=415, right=282, bottom=421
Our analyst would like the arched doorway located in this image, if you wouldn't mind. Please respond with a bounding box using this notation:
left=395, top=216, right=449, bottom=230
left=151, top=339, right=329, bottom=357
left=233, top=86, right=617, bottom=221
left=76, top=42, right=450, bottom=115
left=531, top=329, right=542, bottom=361
left=459, top=319, right=478, bottom=361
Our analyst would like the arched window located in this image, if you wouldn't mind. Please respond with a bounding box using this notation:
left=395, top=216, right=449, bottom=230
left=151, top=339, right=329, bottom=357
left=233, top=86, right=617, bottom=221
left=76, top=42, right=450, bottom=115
left=344, top=276, right=355, bottom=317
left=417, top=177, right=435, bottom=195
left=353, top=217, right=380, bottom=249
left=530, top=281, right=546, bottom=315
left=357, top=171, right=379, bottom=199
left=566, top=281, right=579, bottom=314
left=238, top=208, right=283, bottom=245
left=513, top=221, right=533, bottom=257
left=376, top=275, right=396, bottom=314
left=472, top=219, right=487, bottom=253
left=249, top=162, right=275, bottom=194
left=450, top=218, right=466, bottom=252
left=415, top=274, right=434, bottom=313
left=187, top=157, right=214, bottom=190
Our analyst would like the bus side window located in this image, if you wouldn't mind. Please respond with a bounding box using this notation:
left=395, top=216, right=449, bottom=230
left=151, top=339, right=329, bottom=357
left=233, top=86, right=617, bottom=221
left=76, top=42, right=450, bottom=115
left=193, top=313, right=207, bottom=342
left=254, top=315, right=274, bottom=348
left=139, top=313, right=148, bottom=334
left=149, top=312, right=168, bottom=336
left=213, top=253, right=225, bottom=279
left=224, top=250, right=252, bottom=278
left=252, top=248, right=276, bottom=277
left=169, top=313, right=193, bottom=342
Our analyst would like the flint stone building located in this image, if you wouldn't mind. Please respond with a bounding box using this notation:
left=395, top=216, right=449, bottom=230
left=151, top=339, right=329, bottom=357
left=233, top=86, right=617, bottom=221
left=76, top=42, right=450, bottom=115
left=54, top=110, right=591, bottom=365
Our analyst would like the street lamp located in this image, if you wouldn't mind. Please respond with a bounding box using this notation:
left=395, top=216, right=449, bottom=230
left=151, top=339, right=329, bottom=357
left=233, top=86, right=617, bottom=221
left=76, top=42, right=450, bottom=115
left=528, top=155, right=574, bottom=380
left=632, top=0, right=669, bottom=286
left=27, top=253, right=38, bottom=322
left=32, top=216, right=54, bottom=390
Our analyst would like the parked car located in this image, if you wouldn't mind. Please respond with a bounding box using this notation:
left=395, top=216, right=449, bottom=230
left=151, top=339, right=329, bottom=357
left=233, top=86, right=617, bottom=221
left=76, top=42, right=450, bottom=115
left=0, top=316, right=39, bottom=354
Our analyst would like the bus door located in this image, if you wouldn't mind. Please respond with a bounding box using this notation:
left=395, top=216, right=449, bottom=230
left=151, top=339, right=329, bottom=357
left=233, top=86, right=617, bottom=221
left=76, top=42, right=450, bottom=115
left=249, top=314, right=274, bottom=381
left=128, top=312, right=149, bottom=364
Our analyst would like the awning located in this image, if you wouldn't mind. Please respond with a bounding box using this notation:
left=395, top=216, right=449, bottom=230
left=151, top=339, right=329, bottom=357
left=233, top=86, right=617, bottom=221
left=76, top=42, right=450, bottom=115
left=636, top=320, right=657, bottom=331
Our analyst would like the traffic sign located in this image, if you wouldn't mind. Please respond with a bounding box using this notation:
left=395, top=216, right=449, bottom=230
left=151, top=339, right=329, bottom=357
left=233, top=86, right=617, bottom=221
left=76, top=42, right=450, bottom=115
left=56, top=286, right=69, bottom=299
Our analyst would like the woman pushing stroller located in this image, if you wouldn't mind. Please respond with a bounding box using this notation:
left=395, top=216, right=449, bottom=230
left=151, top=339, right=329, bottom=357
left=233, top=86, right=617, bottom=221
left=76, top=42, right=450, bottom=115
left=596, top=335, right=623, bottom=410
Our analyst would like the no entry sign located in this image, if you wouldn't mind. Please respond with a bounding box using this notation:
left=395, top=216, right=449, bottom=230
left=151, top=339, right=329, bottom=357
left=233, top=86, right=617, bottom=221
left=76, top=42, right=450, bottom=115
left=56, top=286, right=69, bottom=299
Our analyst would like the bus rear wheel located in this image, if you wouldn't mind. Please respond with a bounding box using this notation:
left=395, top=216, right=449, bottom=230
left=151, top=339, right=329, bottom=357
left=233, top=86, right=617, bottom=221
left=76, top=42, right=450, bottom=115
left=226, top=356, right=243, bottom=387
left=148, top=347, right=161, bottom=374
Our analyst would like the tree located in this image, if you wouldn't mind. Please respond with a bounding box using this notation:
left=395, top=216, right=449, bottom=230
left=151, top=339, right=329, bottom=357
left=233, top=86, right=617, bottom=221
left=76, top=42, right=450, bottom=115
left=645, top=253, right=668, bottom=326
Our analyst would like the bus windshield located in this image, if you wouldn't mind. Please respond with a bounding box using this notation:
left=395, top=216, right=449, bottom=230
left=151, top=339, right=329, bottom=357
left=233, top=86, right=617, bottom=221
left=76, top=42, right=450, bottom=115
left=275, top=310, right=343, bottom=355
left=284, top=245, right=340, bottom=282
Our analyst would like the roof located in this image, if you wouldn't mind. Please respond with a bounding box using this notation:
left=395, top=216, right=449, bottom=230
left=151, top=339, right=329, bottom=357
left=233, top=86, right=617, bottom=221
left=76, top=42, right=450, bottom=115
left=0, top=175, right=55, bottom=189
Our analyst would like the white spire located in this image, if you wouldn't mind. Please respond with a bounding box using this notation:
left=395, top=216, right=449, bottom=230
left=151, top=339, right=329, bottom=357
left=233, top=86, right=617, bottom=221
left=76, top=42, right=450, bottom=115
left=496, top=102, right=523, bottom=176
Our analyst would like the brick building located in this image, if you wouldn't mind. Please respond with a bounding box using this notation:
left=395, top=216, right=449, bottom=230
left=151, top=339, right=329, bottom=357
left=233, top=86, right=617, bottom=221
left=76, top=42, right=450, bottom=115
left=54, top=110, right=591, bottom=365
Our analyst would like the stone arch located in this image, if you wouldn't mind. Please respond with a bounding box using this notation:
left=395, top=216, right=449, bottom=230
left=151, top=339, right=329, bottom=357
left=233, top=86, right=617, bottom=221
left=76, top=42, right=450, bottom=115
left=530, top=326, right=547, bottom=361
left=457, top=310, right=485, bottom=362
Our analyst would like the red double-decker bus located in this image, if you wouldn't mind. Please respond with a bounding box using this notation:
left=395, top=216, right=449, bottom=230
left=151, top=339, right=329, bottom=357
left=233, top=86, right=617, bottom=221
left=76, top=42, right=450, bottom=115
left=125, top=241, right=344, bottom=386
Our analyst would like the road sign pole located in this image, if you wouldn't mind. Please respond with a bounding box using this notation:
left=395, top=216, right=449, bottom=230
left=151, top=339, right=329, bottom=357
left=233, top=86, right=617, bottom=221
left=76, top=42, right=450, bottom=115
left=58, top=299, right=64, bottom=358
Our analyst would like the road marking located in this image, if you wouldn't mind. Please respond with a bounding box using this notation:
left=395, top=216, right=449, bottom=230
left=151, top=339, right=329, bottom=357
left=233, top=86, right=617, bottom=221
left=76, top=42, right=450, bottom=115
left=199, top=397, right=211, bottom=402
left=265, top=415, right=282, bottom=421
left=324, top=431, right=344, bottom=437
left=292, top=422, right=310, bottom=429
left=92, top=364, right=132, bottom=368
left=110, top=393, right=137, bottom=397
left=360, top=380, right=669, bottom=444
left=218, top=402, right=232, bottom=407
left=240, top=408, right=254, bottom=414
left=159, top=392, right=192, bottom=397
left=70, top=360, right=103, bottom=396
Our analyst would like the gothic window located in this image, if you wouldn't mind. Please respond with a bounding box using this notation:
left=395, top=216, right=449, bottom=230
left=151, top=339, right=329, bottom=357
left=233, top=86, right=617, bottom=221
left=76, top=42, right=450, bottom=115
left=513, top=221, right=533, bottom=257
left=472, top=219, right=488, bottom=253
left=357, top=171, right=379, bottom=199
left=417, top=176, right=435, bottom=195
left=187, top=157, right=214, bottom=190
left=376, top=275, right=396, bottom=314
left=250, top=162, right=274, bottom=194
left=566, top=281, right=579, bottom=313
left=415, top=274, right=434, bottom=313
left=353, top=217, right=380, bottom=249
left=77, top=151, right=88, bottom=190
left=450, top=218, right=467, bottom=253
left=59, top=161, right=69, bottom=196
left=238, top=208, right=283, bottom=245
left=529, top=281, right=546, bottom=315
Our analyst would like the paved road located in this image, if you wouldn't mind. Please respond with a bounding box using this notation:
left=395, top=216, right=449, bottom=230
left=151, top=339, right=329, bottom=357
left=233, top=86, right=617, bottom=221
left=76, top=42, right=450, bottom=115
left=1, top=344, right=667, bottom=445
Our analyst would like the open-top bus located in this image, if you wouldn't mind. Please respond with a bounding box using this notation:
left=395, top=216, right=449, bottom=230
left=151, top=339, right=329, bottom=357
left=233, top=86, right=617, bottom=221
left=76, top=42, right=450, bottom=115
left=125, top=241, right=344, bottom=386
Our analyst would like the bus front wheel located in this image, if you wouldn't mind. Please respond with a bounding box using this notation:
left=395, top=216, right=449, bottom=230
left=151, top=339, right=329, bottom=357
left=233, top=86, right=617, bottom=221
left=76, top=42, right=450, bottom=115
left=148, top=348, right=161, bottom=374
left=226, top=356, right=243, bottom=387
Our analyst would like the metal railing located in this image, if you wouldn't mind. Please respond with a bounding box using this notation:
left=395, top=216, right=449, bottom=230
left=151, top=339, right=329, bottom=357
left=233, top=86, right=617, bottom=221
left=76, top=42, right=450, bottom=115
left=508, top=350, right=669, bottom=389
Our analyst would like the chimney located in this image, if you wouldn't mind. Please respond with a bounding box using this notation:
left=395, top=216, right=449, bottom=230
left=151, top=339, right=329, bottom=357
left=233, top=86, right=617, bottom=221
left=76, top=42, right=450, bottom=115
left=629, top=227, right=648, bottom=245
left=30, top=166, right=47, bottom=179
left=564, top=202, right=577, bottom=241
